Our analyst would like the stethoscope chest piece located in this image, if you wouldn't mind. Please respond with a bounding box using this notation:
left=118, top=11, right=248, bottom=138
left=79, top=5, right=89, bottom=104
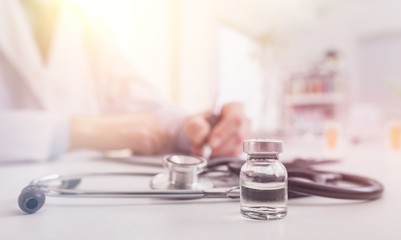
left=150, top=155, right=213, bottom=190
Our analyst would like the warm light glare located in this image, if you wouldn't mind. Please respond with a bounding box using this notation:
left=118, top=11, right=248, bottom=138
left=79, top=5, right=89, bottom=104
left=72, top=0, right=115, bottom=17
left=68, top=0, right=174, bottom=100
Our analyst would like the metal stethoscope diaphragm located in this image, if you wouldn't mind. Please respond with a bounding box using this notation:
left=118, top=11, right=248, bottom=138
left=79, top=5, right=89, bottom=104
left=151, top=154, right=214, bottom=190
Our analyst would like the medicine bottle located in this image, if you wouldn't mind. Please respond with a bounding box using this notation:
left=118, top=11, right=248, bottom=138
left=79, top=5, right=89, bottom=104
left=240, top=139, right=288, bottom=220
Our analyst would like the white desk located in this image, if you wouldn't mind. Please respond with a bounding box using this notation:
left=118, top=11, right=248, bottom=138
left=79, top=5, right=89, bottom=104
left=1, top=143, right=400, bottom=240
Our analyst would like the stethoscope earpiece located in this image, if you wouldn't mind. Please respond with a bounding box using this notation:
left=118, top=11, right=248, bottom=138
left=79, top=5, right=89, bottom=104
left=18, top=185, right=46, bottom=214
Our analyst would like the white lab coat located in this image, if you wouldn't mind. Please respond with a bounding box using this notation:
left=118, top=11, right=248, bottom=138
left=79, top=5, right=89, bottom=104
left=0, top=0, right=186, bottom=162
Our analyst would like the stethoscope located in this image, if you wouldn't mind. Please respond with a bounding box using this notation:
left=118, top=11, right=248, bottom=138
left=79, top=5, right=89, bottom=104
left=18, top=154, right=384, bottom=214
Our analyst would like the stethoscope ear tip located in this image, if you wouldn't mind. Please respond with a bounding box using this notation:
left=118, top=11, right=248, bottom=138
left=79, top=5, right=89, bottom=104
left=18, top=185, right=46, bottom=214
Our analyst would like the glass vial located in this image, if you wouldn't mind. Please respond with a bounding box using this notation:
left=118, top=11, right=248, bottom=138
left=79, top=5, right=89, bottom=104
left=240, top=139, right=288, bottom=220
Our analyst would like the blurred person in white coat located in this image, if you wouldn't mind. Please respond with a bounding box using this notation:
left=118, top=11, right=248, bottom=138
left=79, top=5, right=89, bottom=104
left=0, top=0, right=249, bottom=162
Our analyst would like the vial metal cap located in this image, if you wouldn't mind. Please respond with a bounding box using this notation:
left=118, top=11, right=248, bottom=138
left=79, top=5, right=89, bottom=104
left=243, top=139, right=283, bottom=154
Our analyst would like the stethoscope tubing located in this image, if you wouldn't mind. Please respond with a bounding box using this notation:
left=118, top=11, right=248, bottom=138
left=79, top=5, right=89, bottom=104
left=31, top=169, right=383, bottom=201
left=18, top=172, right=240, bottom=214
left=18, top=158, right=385, bottom=214
left=31, top=172, right=240, bottom=199
left=288, top=170, right=384, bottom=200
left=43, top=188, right=239, bottom=199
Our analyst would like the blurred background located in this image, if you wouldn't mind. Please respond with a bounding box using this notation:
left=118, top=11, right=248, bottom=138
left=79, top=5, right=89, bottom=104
left=78, top=0, right=401, bottom=153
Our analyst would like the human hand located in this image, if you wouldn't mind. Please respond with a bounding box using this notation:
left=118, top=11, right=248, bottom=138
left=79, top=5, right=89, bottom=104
left=182, top=103, right=250, bottom=157
left=70, top=113, right=171, bottom=155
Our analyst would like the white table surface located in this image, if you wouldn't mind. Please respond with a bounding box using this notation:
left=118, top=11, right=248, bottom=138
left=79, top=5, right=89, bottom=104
left=1, top=142, right=400, bottom=240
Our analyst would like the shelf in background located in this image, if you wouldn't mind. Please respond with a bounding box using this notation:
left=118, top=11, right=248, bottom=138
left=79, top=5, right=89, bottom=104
left=284, top=93, right=343, bottom=106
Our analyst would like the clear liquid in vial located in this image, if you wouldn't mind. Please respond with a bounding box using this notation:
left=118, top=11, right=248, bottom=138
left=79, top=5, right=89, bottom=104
left=240, top=181, right=287, bottom=220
